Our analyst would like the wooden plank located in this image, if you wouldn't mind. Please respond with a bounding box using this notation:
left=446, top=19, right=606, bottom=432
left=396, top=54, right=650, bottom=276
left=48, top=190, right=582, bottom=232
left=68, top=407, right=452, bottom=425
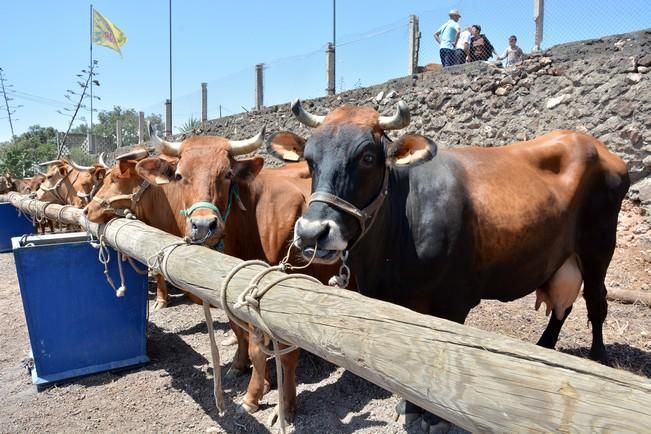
left=2, top=193, right=650, bottom=432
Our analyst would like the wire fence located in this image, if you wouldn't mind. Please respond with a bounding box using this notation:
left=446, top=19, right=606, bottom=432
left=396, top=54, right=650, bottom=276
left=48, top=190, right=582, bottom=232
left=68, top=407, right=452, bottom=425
left=104, top=0, right=651, bottom=137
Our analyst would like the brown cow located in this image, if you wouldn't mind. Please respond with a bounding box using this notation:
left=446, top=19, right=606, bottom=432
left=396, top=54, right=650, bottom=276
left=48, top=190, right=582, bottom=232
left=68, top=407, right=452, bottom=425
left=85, top=129, right=342, bottom=423
left=35, top=159, right=107, bottom=208
left=288, top=99, right=630, bottom=428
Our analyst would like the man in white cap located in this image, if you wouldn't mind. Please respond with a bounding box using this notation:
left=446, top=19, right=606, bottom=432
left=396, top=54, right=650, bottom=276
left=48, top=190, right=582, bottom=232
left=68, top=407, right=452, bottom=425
left=434, top=9, right=461, bottom=67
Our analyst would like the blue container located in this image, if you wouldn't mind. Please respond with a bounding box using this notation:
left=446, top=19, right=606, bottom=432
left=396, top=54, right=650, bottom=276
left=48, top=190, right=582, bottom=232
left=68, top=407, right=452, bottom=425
left=12, top=232, right=149, bottom=386
left=0, top=202, right=34, bottom=253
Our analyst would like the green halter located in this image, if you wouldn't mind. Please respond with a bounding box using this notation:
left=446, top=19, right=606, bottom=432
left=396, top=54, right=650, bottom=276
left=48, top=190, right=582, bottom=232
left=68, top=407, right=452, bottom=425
left=179, top=184, right=239, bottom=223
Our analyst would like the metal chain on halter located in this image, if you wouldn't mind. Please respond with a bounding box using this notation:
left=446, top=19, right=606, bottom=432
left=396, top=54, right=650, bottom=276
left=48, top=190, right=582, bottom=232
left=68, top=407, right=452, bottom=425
left=328, top=250, right=351, bottom=288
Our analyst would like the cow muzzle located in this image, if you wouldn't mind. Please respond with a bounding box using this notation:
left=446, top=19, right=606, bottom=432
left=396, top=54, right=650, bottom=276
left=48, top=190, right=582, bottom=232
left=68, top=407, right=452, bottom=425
left=188, top=215, right=222, bottom=245
left=293, top=217, right=348, bottom=264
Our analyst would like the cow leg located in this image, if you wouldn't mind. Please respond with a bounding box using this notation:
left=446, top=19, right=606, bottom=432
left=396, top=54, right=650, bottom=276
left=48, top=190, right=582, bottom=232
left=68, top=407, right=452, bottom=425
left=279, top=347, right=300, bottom=423
left=48, top=219, right=54, bottom=233
left=153, top=274, right=170, bottom=310
left=241, top=324, right=271, bottom=414
left=229, top=320, right=251, bottom=373
left=577, top=195, right=622, bottom=365
left=537, top=305, right=573, bottom=349
left=579, top=250, right=612, bottom=364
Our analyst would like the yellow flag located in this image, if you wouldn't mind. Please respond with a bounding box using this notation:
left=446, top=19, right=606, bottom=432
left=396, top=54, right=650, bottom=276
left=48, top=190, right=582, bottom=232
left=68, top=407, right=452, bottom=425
left=92, top=8, right=128, bottom=55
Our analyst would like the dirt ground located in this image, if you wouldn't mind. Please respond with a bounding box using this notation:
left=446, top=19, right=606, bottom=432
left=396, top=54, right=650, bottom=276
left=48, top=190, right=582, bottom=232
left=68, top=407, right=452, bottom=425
left=0, top=201, right=649, bottom=434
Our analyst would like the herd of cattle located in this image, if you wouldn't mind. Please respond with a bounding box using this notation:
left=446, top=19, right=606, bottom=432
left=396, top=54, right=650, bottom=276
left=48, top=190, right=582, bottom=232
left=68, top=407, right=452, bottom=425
left=0, top=100, right=630, bottom=429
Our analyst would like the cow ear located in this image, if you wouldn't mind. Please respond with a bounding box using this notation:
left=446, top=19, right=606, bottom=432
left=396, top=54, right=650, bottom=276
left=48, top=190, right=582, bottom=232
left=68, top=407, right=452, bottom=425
left=386, top=135, right=437, bottom=167
left=94, top=167, right=107, bottom=182
left=58, top=165, right=69, bottom=176
left=268, top=131, right=306, bottom=162
left=136, top=157, right=176, bottom=184
left=233, top=157, right=264, bottom=183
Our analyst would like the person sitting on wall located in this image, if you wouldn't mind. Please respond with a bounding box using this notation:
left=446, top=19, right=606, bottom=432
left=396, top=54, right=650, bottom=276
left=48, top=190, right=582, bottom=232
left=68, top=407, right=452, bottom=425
left=496, top=35, right=525, bottom=67
left=467, top=24, right=498, bottom=62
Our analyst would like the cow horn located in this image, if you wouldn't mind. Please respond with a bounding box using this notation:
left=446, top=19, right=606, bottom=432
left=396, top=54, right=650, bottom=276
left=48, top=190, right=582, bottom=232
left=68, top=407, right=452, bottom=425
left=149, top=122, right=183, bottom=156
left=98, top=152, right=110, bottom=169
left=69, top=160, right=94, bottom=172
left=229, top=127, right=265, bottom=156
left=291, top=99, right=325, bottom=128
left=37, top=170, right=47, bottom=176
left=378, top=100, right=411, bottom=130
left=39, top=159, right=64, bottom=167
left=116, top=148, right=150, bottom=161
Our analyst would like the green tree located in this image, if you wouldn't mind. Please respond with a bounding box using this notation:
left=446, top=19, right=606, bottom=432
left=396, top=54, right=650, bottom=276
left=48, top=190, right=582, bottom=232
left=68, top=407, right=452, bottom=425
left=68, top=147, right=95, bottom=166
left=0, top=125, right=57, bottom=177
left=178, top=116, right=200, bottom=134
left=71, top=107, right=163, bottom=146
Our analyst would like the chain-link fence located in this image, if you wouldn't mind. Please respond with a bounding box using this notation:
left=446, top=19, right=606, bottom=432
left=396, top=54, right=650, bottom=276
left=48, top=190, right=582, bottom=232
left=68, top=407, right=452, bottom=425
left=140, top=1, right=650, bottom=136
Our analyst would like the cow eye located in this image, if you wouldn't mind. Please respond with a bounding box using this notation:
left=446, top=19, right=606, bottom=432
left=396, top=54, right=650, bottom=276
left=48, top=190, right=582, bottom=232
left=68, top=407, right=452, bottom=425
left=175, top=173, right=183, bottom=182
left=361, top=152, right=376, bottom=167
left=224, top=170, right=233, bottom=180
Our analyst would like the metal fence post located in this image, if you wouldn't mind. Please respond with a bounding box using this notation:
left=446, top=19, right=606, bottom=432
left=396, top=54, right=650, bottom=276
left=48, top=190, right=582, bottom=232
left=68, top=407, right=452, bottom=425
left=116, top=119, right=122, bottom=148
left=408, top=15, right=420, bottom=75
left=326, top=43, right=335, bottom=95
left=533, top=0, right=544, bottom=52
left=138, top=111, right=145, bottom=143
left=165, top=99, right=172, bottom=138
left=255, top=65, right=264, bottom=110
left=201, top=82, right=208, bottom=124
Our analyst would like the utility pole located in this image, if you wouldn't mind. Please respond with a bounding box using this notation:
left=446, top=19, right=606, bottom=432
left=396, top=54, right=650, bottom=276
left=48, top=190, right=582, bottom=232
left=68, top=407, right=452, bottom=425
left=0, top=68, right=17, bottom=140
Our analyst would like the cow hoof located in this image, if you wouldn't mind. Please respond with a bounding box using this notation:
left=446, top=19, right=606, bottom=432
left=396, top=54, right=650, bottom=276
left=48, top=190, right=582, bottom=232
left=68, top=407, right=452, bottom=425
left=589, top=347, right=610, bottom=365
left=153, top=299, right=168, bottom=310
left=267, top=406, right=295, bottom=427
left=395, top=399, right=424, bottom=426
left=221, top=335, right=238, bottom=346
left=237, top=401, right=258, bottom=414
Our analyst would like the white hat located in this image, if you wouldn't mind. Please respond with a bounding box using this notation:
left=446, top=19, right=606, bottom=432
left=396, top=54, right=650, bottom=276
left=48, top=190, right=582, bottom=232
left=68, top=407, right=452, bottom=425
left=449, top=9, right=461, bottom=17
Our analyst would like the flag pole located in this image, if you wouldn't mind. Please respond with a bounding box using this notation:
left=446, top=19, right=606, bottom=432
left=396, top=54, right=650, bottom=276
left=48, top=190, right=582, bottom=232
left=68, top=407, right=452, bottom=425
left=89, top=4, right=94, bottom=151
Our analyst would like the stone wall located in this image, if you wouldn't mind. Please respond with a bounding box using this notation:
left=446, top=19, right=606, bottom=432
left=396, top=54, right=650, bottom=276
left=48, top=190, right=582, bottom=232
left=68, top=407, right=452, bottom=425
left=193, top=29, right=650, bottom=198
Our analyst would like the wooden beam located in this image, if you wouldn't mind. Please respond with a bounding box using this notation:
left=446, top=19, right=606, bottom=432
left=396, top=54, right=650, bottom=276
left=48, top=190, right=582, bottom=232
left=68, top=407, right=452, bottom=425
left=2, top=193, right=650, bottom=432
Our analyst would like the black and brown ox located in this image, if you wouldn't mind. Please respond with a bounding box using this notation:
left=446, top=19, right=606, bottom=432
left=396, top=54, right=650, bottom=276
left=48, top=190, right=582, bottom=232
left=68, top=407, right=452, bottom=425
left=289, top=100, right=629, bottom=424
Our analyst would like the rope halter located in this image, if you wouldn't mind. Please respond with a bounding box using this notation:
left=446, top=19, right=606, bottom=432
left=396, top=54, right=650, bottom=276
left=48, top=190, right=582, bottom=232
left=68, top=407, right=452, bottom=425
left=308, top=167, right=389, bottom=250
left=92, top=180, right=150, bottom=219
left=179, top=184, right=239, bottom=224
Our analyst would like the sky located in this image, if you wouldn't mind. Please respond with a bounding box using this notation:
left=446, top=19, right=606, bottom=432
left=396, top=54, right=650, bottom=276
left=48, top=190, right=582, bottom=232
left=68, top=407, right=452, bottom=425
left=1, top=0, right=649, bottom=143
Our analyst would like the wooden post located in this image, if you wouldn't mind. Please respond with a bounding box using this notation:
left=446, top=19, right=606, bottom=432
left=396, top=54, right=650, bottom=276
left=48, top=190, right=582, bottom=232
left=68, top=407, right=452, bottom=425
left=326, top=42, right=335, bottom=95
left=2, top=193, right=651, bottom=433
left=201, top=82, right=208, bottom=125
left=116, top=119, right=122, bottom=148
left=408, top=15, right=420, bottom=75
left=255, top=64, right=264, bottom=111
left=138, top=111, right=145, bottom=144
left=165, top=99, right=172, bottom=138
left=533, top=0, right=544, bottom=52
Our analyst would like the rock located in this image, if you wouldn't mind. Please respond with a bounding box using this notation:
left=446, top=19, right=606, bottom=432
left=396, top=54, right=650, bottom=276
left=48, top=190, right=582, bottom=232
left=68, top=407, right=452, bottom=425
left=638, top=53, right=651, bottom=67
left=627, top=73, right=643, bottom=84
left=633, top=224, right=650, bottom=235
left=540, top=57, right=553, bottom=66
left=495, top=85, right=512, bottom=96
left=630, top=178, right=651, bottom=206
left=611, top=101, right=635, bottom=118
left=644, top=155, right=651, bottom=168
left=373, top=91, right=384, bottom=103
left=499, top=76, right=515, bottom=86
left=639, top=66, right=650, bottom=74
left=546, top=94, right=571, bottom=109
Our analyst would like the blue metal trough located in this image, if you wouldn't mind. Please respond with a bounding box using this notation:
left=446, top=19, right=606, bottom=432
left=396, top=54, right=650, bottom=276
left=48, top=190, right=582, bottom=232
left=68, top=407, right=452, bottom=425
left=0, top=202, right=34, bottom=253
left=12, top=232, right=149, bottom=386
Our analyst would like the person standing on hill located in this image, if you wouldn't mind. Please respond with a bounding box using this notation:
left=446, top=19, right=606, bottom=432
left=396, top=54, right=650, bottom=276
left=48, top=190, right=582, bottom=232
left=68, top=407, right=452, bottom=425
left=497, top=35, right=525, bottom=67
left=455, top=26, right=472, bottom=64
left=434, top=9, right=461, bottom=67
left=467, top=24, right=498, bottom=62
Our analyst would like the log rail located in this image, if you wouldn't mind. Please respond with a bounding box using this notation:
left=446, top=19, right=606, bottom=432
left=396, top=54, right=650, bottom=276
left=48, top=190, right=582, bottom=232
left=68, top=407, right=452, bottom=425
left=1, top=193, right=650, bottom=432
